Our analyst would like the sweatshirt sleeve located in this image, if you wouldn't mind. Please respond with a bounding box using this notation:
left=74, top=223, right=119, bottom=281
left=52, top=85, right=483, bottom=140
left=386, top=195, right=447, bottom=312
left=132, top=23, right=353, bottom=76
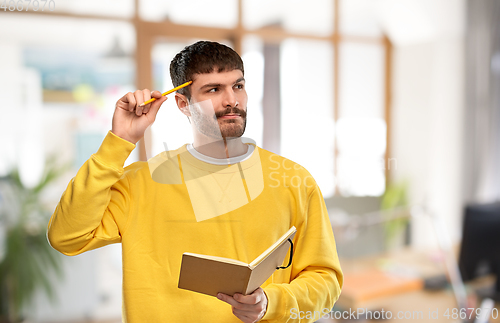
left=47, top=130, right=136, bottom=256
left=261, top=184, right=343, bottom=322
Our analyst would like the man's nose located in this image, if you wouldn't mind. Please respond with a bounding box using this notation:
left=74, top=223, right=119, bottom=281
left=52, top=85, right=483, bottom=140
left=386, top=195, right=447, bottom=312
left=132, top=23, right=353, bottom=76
left=222, top=88, right=238, bottom=108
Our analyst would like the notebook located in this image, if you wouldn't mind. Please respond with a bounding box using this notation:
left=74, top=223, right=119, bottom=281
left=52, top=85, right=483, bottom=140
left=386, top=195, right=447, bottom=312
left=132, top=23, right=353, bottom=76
left=178, top=226, right=297, bottom=297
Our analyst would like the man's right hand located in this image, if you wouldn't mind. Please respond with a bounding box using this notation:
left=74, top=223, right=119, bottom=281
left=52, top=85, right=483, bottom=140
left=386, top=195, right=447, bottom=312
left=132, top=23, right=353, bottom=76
left=111, top=89, right=168, bottom=144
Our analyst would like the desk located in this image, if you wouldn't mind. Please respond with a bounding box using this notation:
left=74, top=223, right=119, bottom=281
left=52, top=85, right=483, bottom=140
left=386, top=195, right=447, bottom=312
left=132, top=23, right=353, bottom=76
left=318, top=248, right=500, bottom=322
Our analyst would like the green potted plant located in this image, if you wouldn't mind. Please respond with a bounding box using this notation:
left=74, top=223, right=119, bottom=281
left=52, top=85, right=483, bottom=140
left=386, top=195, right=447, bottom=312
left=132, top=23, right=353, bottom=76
left=0, top=156, right=69, bottom=322
left=381, top=180, right=410, bottom=250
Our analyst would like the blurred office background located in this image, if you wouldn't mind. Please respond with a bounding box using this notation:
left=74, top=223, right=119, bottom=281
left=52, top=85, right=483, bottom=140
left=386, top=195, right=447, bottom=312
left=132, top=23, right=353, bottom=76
left=0, top=0, right=499, bottom=322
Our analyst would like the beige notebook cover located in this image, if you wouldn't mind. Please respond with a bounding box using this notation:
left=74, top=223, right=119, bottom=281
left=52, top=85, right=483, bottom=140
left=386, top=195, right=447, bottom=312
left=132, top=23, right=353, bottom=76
left=178, top=226, right=297, bottom=297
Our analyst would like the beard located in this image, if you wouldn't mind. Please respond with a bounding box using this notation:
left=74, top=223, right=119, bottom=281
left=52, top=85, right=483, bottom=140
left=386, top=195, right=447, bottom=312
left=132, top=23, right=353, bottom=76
left=190, top=105, right=247, bottom=140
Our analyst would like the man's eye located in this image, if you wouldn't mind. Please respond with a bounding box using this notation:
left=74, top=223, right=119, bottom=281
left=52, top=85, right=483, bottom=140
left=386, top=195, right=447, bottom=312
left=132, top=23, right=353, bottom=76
left=235, top=84, right=244, bottom=90
left=208, top=88, right=218, bottom=93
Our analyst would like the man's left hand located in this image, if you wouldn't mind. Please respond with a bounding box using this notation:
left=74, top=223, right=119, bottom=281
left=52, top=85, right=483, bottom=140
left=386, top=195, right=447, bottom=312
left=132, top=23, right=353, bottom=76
left=217, top=287, right=268, bottom=323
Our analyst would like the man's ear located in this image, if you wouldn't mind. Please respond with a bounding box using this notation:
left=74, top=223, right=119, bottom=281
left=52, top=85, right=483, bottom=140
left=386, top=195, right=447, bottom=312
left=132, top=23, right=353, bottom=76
left=175, top=93, right=191, bottom=117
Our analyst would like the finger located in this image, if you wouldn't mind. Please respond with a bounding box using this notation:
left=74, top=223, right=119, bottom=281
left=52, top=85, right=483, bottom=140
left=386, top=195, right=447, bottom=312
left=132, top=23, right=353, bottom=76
left=135, top=89, right=150, bottom=116
left=219, top=293, right=264, bottom=323
left=118, top=92, right=136, bottom=112
left=151, top=90, right=164, bottom=99
left=134, top=90, right=144, bottom=116
left=231, top=304, right=259, bottom=316
left=218, top=293, right=251, bottom=311
left=234, top=289, right=261, bottom=305
left=234, top=293, right=259, bottom=305
left=218, top=293, right=262, bottom=316
left=231, top=309, right=254, bottom=323
left=147, top=92, right=167, bottom=119
left=141, top=88, right=151, bottom=113
left=144, top=90, right=162, bottom=114
left=232, top=308, right=257, bottom=323
left=217, top=293, right=240, bottom=307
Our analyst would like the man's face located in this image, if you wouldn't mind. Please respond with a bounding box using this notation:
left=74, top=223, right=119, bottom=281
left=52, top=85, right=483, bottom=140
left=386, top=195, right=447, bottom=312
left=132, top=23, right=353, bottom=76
left=184, top=69, right=247, bottom=140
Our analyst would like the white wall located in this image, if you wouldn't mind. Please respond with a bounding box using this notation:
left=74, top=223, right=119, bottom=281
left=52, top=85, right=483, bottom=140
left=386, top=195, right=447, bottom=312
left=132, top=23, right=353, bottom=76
left=384, top=0, right=466, bottom=247
left=0, top=41, right=123, bottom=322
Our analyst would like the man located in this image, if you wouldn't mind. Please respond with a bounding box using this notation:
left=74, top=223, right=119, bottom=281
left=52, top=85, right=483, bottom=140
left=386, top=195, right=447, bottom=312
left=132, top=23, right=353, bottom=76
left=48, top=41, right=343, bottom=322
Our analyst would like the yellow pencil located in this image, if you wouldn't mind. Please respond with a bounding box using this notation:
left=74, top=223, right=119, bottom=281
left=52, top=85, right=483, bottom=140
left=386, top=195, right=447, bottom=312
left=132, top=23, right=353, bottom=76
left=139, top=81, right=192, bottom=107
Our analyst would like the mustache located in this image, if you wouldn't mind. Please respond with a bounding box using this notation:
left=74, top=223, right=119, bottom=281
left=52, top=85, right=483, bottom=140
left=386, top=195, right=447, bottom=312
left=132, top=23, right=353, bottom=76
left=214, top=107, right=247, bottom=119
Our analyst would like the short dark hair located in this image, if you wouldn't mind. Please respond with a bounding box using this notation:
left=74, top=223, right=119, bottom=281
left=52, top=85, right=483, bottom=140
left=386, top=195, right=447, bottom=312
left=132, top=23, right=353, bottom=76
left=170, top=41, right=244, bottom=100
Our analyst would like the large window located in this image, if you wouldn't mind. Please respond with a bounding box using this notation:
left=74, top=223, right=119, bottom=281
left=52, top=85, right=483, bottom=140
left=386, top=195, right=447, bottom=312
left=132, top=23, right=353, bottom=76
left=0, top=0, right=391, bottom=199
left=280, top=39, right=335, bottom=197
left=0, top=14, right=138, bottom=178
left=337, top=42, right=386, bottom=196
left=0, top=2, right=392, bottom=320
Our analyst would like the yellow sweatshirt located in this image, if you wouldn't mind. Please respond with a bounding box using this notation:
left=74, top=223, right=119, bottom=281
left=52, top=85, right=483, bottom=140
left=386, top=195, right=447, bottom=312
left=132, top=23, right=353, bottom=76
left=47, top=130, right=343, bottom=322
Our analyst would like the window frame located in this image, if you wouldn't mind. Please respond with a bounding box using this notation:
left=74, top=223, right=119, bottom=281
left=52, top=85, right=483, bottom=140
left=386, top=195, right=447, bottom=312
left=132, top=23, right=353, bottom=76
left=10, top=0, right=393, bottom=195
